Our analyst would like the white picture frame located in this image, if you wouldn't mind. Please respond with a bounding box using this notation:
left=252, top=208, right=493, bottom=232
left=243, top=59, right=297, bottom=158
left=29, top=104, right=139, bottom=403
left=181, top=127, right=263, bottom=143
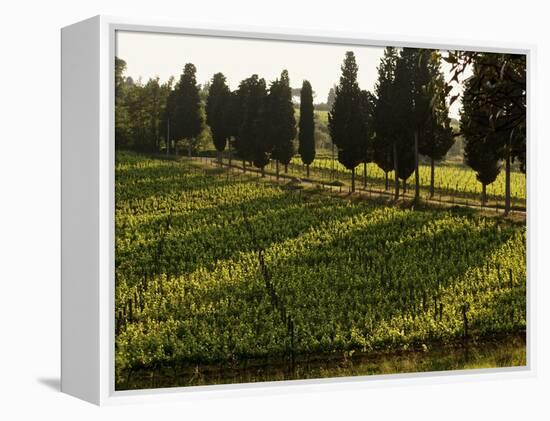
left=61, top=15, right=535, bottom=406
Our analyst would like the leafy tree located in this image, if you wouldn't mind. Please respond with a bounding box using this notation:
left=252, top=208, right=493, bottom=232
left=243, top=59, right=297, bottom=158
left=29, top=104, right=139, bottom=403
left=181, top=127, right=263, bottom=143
left=461, top=78, right=502, bottom=205
left=162, top=87, right=177, bottom=154
left=206, top=73, right=231, bottom=163
left=172, top=63, right=203, bottom=156
left=446, top=51, right=526, bottom=214
left=373, top=47, right=399, bottom=195
left=418, top=53, right=455, bottom=197
left=268, top=70, right=297, bottom=177
left=395, top=48, right=439, bottom=202
left=327, top=86, right=336, bottom=109
left=298, top=80, right=315, bottom=177
left=115, top=57, right=173, bottom=153
left=224, top=91, right=242, bottom=166
left=328, top=52, right=367, bottom=192
left=115, top=57, right=132, bottom=150
left=392, top=48, right=417, bottom=196
left=359, top=90, right=375, bottom=188
left=234, top=75, right=267, bottom=173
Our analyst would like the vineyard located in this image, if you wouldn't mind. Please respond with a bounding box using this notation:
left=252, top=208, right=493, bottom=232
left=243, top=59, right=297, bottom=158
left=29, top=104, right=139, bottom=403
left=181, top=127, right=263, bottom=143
left=115, top=151, right=526, bottom=389
left=281, top=157, right=526, bottom=209
left=208, top=152, right=526, bottom=211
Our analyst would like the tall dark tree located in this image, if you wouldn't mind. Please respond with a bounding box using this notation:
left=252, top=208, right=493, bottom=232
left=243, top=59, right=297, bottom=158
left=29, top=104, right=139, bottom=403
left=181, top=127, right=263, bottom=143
left=418, top=53, right=455, bottom=198
left=392, top=49, right=417, bottom=196
left=206, top=72, right=231, bottom=163
left=298, top=80, right=315, bottom=177
left=172, top=63, right=203, bottom=156
left=446, top=51, right=526, bottom=214
left=394, top=48, right=435, bottom=203
left=359, top=90, right=375, bottom=189
left=269, top=70, right=297, bottom=178
left=327, top=86, right=336, bottom=109
left=224, top=91, right=242, bottom=167
left=373, top=47, right=400, bottom=196
left=461, top=78, right=502, bottom=205
left=234, top=75, right=267, bottom=173
left=163, top=87, right=177, bottom=154
left=328, top=52, right=367, bottom=192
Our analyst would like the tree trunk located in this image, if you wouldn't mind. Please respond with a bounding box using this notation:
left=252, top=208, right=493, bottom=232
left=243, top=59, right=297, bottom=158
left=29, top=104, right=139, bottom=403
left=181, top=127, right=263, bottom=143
left=403, top=178, right=407, bottom=193
left=385, top=171, right=389, bottom=190
left=261, top=166, right=265, bottom=178
left=217, top=150, right=222, bottom=165
left=505, top=138, right=511, bottom=215
left=481, top=183, right=487, bottom=206
left=414, top=130, right=420, bottom=204
left=188, top=139, right=192, bottom=157
left=307, top=164, right=310, bottom=178
left=276, top=160, right=280, bottom=180
left=242, top=159, right=246, bottom=173
left=284, top=164, right=288, bottom=173
left=351, top=168, right=355, bottom=193
left=166, top=119, right=170, bottom=156
left=331, top=143, right=335, bottom=180
left=393, top=142, right=399, bottom=200
left=228, top=141, right=232, bottom=166
left=429, top=156, right=435, bottom=198
left=363, top=162, right=367, bottom=189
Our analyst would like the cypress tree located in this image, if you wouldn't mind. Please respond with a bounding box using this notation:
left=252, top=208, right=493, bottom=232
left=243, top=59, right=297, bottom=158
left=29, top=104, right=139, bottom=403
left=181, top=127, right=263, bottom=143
left=373, top=47, right=399, bottom=196
left=359, top=90, right=375, bottom=189
left=224, top=91, right=242, bottom=167
left=461, top=77, right=502, bottom=205
left=392, top=49, right=416, bottom=196
left=298, top=80, right=315, bottom=177
left=328, top=51, right=367, bottom=193
left=234, top=75, right=268, bottom=174
left=173, top=63, right=203, bottom=156
left=206, top=72, right=231, bottom=163
left=446, top=51, right=526, bottom=214
left=418, top=53, right=455, bottom=198
left=269, top=70, right=297, bottom=178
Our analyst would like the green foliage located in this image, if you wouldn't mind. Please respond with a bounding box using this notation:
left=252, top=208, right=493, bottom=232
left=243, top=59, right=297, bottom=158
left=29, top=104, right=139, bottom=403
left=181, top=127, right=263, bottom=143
left=235, top=75, right=268, bottom=166
left=418, top=52, right=454, bottom=162
left=266, top=70, right=297, bottom=168
left=329, top=52, right=368, bottom=192
left=205, top=72, right=231, bottom=154
left=447, top=52, right=526, bottom=174
left=298, top=80, right=315, bottom=166
left=461, top=76, right=502, bottom=189
left=373, top=47, right=399, bottom=175
left=168, top=63, right=204, bottom=153
left=115, top=57, right=173, bottom=152
left=359, top=90, right=376, bottom=164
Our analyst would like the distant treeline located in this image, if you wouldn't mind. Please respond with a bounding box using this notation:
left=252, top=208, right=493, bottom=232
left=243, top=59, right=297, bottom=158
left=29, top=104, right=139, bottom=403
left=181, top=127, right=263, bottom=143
left=115, top=47, right=526, bottom=214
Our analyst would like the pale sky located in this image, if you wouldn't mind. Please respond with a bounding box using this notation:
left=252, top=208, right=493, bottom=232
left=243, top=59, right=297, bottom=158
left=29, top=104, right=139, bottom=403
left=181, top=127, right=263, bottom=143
left=116, top=31, right=465, bottom=118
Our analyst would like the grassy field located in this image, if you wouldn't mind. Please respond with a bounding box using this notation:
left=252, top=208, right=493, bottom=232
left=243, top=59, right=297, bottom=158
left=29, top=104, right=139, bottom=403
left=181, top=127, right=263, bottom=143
left=115, top=152, right=526, bottom=389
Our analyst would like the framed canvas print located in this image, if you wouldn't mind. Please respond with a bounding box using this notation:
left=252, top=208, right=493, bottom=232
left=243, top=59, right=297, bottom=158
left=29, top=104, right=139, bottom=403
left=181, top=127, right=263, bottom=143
left=61, top=16, right=532, bottom=405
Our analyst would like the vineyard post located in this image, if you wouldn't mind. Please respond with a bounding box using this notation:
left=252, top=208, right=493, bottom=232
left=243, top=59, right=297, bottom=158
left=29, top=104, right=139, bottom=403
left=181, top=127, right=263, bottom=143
left=461, top=303, right=469, bottom=339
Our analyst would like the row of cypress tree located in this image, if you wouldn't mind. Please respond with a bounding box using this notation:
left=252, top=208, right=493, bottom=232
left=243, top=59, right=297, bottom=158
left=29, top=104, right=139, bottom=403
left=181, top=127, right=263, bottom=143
left=329, top=49, right=455, bottom=199
left=116, top=46, right=525, bottom=215
left=204, top=70, right=315, bottom=179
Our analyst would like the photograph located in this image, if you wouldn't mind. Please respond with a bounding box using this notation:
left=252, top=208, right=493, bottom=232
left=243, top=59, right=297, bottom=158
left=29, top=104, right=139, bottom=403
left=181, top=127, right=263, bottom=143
left=113, top=30, right=527, bottom=391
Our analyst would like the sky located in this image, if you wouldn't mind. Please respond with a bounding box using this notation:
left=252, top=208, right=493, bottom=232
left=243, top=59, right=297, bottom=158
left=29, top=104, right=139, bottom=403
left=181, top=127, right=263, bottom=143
left=116, top=31, right=466, bottom=118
